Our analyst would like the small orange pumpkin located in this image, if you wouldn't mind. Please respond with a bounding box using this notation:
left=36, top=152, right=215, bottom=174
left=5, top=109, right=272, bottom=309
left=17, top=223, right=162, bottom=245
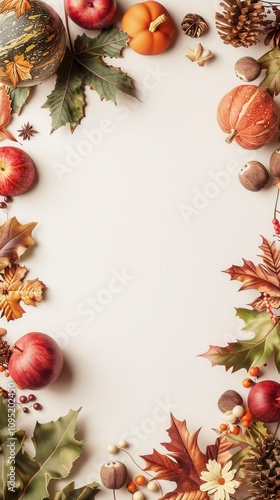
left=217, top=84, right=280, bottom=150
left=122, top=1, right=175, bottom=55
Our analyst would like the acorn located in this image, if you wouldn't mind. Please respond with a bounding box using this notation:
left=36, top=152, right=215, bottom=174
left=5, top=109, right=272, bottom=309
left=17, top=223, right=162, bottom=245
left=100, top=461, right=127, bottom=489
left=239, top=161, right=269, bottom=191
left=234, top=56, right=261, bottom=82
left=270, top=148, right=280, bottom=178
left=218, top=390, right=243, bottom=413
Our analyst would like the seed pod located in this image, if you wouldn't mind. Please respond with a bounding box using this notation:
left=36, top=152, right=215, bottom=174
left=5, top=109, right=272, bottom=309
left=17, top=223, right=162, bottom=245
left=100, top=461, right=127, bottom=489
left=234, top=56, right=261, bottom=82
left=218, top=390, right=243, bottom=413
left=239, top=161, right=269, bottom=191
left=270, top=148, right=280, bottom=177
left=181, top=13, right=208, bottom=37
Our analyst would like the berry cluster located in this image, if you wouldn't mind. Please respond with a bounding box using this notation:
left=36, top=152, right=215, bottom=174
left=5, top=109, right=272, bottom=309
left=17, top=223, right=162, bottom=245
left=0, top=196, right=12, bottom=210
left=103, top=441, right=160, bottom=499
left=218, top=367, right=261, bottom=435
left=263, top=292, right=278, bottom=324
left=19, top=393, right=42, bottom=413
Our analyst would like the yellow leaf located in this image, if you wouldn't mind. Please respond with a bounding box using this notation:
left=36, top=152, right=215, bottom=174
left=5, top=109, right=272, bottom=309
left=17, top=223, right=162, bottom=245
left=0, top=264, right=45, bottom=321
left=0, top=0, right=31, bottom=17
left=5, top=54, right=33, bottom=86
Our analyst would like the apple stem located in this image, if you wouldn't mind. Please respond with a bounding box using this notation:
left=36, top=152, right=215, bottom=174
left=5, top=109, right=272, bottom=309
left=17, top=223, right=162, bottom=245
left=13, top=345, right=23, bottom=353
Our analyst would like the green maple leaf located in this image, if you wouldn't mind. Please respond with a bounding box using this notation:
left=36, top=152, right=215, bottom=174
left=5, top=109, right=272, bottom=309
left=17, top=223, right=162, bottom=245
left=258, top=47, right=280, bottom=97
left=200, top=308, right=280, bottom=372
left=43, top=27, right=135, bottom=133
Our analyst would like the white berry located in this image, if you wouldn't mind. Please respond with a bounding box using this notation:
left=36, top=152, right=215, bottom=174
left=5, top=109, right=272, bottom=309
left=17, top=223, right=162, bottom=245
left=223, top=411, right=237, bottom=423
left=147, top=480, right=159, bottom=492
left=232, top=405, right=245, bottom=418
left=133, top=492, right=145, bottom=500
left=107, top=444, right=118, bottom=454
left=117, top=439, right=128, bottom=448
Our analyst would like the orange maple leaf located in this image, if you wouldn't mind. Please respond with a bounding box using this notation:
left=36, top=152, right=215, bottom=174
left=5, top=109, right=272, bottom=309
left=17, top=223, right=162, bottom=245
left=141, top=414, right=208, bottom=500
left=0, top=0, right=31, bottom=17
left=0, top=264, right=45, bottom=321
left=224, top=236, right=280, bottom=311
left=5, top=54, right=33, bottom=86
left=0, top=86, right=17, bottom=142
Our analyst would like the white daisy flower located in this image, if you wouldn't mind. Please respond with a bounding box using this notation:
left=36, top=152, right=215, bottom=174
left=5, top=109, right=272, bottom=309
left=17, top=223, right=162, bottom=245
left=200, top=459, right=239, bottom=500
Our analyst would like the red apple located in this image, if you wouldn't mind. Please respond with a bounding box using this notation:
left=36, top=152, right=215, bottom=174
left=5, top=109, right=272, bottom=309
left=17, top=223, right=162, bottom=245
left=0, top=147, right=36, bottom=197
left=247, top=379, right=280, bottom=423
left=64, top=0, right=117, bottom=30
left=8, top=332, right=63, bottom=390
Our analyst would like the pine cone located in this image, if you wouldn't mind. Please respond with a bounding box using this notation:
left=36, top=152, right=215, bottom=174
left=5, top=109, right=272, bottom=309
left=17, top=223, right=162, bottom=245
left=0, top=339, right=11, bottom=366
left=242, top=434, right=280, bottom=499
left=181, top=13, right=208, bottom=38
left=215, top=0, right=266, bottom=48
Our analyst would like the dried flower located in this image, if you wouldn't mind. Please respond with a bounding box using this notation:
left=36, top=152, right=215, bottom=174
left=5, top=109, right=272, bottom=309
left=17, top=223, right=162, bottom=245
left=17, top=122, right=38, bottom=140
left=200, top=459, right=239, bottom=500
left=181, top=13, right=208, bottom=37
left=186, top=43, right=213, bottom=66
left=263, top=9, right=280, bottom=47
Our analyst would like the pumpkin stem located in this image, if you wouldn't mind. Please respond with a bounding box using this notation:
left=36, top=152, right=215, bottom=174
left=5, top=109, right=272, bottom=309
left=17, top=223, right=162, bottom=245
left=225, top=129, right=238, bottom=144
left=149, top=14, right=167, bottom=32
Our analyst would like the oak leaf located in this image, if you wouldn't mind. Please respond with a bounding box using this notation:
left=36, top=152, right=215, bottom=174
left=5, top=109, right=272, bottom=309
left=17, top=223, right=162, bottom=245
left=0, top=0, right=31, bottom=17
left=0, top=217, right=37, bottom=271
left=224, top=236, right=280, bottom=311
left=0, top=86, right=17, bottom=141
left=141, top=414, right=208, bottom=500
left=200, top=308, right=280, bottom=372
left=0, top=264, right=45, bottom=321
left=5, top=54, right=33, bottom=87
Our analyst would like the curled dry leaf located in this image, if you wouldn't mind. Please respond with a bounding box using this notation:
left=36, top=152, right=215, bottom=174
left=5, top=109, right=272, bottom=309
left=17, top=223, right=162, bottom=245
left=186, top=43, right=213, bottom=66
left=0, top=217, right=37, bottom=272
left=0, top=86, right=17, bottom=142
left=0, top=264, right=45, bottom=321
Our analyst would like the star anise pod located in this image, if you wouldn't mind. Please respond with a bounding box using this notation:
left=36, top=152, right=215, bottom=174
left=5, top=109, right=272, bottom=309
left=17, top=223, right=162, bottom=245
left=263, top=9, right=280, bottom=48
left=17, top=122, right=38, bottom=140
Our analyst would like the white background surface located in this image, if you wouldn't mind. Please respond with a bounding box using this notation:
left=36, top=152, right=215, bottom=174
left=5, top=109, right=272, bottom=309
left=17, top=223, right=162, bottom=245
left=1, top=0, right=279, bottom=498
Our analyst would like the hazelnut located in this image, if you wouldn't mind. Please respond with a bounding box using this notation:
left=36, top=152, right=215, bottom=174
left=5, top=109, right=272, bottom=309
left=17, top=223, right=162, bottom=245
left=218, top=390, right=243, bottom=413
left=270, top=148, right=280, bottom=177
left=239, top=161, right=269, bottom=191
left=234, top=56, right=261, bottom=82
left=100, top=461, right=127, bottom=489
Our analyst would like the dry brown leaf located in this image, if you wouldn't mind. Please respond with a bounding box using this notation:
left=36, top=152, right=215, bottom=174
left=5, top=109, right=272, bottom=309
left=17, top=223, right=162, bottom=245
left=0, top=0, right=31, bottom=17
left=0, top=217, right=37, bottom=271
left=0, top=86, right=17, bottom=142
left=5, top=54, right=33, bottom=86
left=0, top=264, right=45, bottom=321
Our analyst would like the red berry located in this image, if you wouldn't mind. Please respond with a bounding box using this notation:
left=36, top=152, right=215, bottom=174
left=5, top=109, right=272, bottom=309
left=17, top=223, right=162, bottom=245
left=22, top=407, right=29, bottom=413
left=19, top=395, right=28, bottom=404
left=272, top=218, right=279, bottom=224
left=33, top=403, right=42, bottom=411
left=28, top=394, right=36, bottom=402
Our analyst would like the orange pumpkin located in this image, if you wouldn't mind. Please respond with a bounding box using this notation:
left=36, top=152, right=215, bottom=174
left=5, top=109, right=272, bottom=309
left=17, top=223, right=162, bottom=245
left=217, top=84, right=280, bottom=150
left=122, top=1, right=175, bottom=55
